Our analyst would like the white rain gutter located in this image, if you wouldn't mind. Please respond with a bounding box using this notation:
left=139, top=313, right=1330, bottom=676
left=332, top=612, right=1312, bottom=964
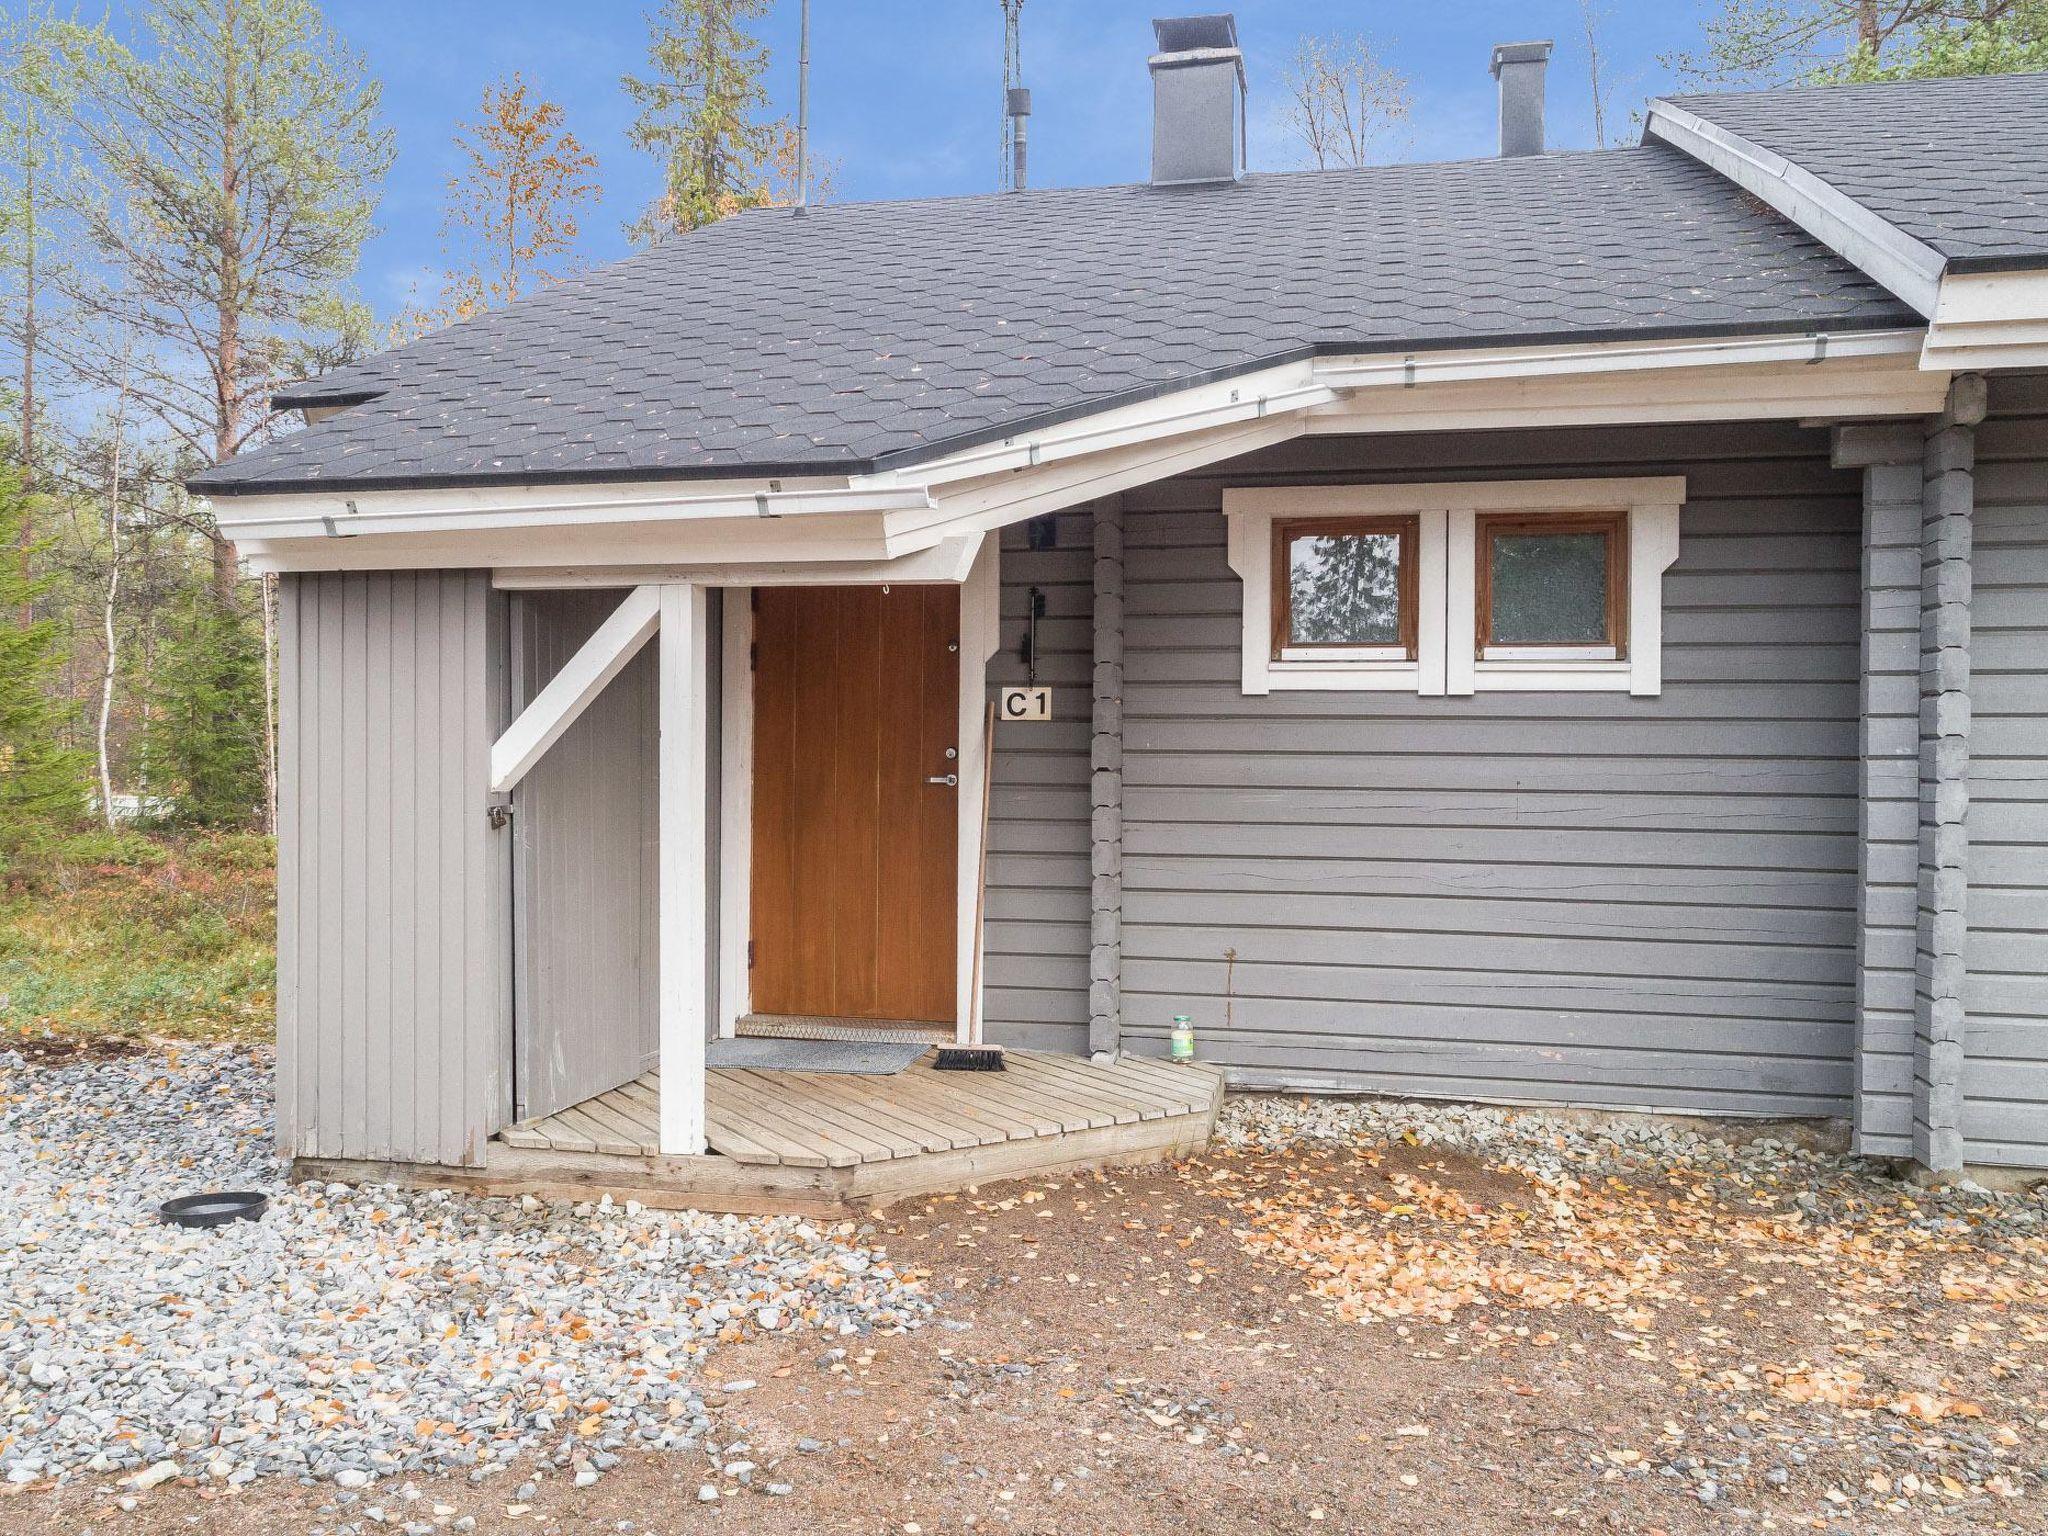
left=214, top=484, right=935, bottom=543
left=1313, top=325, right=1926, bottom=389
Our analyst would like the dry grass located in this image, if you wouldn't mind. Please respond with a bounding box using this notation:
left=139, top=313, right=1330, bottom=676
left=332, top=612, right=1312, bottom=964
left=0, top=831, right=274, bottom=1046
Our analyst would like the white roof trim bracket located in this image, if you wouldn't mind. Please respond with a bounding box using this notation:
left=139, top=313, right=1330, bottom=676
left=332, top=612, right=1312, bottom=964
left=853, top=361, right=1336, bottom=492
left=1924, top=268, right=2048, bottom=370
left=1645, top=99, right=1946, bottom=319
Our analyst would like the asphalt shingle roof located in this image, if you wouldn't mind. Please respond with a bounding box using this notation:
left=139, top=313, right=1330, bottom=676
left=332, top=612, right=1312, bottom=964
left=1666, top=71, right=2048, bottom=269
left=191, top=144, right=1915, bottom=496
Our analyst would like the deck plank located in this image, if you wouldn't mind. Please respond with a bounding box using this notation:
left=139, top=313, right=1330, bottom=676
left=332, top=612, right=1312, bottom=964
left=708, top=1070, right=884, bottom=1166
left=992, top=1056, right=1145, bottom=1128
left=723, top=1070, right=929, bottom=1159
left=1103, top=1055, right=1221, bottom=1109
left=766, top=1072, right=989, bottom=1153
left=1015, top=1055, right=1175, bottom=1122
left=575, top=1093, right=661, bottom=1153
left=892, top=1064, right=1073, bottom=1138
left=933, top=1061, right=1116, bottom=1133
left=867, top=1077, right=1024, bottom=1148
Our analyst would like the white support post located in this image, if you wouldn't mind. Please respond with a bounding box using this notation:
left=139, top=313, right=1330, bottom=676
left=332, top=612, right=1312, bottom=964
left=658, top=583, right=710, bottom=1156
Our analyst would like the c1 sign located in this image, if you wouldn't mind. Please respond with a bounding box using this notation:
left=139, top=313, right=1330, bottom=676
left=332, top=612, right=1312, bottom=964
left=999, top=685, right=1052, bottom=722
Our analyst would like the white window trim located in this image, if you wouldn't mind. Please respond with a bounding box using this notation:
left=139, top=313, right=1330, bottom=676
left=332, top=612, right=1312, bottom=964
left=1224, top=477, right=1684, bottom=697
left=1225, top=488, right=1447, bottom=695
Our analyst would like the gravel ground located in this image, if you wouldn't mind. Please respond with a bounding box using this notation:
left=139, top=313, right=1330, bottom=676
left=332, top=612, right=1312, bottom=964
left=0, top=1047, right=926, bottom=1496
left=1218, top=1091, right=2048, bottom=1238
left=3, top=1051, right=2044, bottom=1534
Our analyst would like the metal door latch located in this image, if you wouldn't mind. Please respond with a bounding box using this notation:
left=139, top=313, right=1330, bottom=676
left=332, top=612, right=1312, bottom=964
left=487, top=803, right=514, bottom=830
left=926, top=774, right=960, bottom=787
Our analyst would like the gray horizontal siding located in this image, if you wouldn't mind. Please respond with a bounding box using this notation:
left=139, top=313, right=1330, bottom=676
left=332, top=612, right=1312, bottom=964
left=1116, top=421, right=1863, bottom=1117
left=276, top=571, right=509, bottom=1167
left=985, top=514, right=1094, bottom=1053
left=1964, top=374, right=2048, bottom=1167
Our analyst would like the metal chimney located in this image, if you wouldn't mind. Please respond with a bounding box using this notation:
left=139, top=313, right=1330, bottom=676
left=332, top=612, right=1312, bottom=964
left=1149, top=14, right=1246, bottom=186
left=1007, top=86, right=1032, bottom=191
left=1490, top=40, right=1552, bottom=157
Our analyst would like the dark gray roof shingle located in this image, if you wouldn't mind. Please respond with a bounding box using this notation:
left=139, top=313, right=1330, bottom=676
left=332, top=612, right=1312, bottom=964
left=192, top=144, right=1914, bottom=496
left=1666, top=71, right=2048, bottom=269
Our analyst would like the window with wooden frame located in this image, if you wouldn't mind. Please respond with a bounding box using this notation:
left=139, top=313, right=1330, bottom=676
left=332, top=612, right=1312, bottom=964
left=1474, top=512, right=1628, bottom=662
left=1223, top=478, right=1681, bottom=697
left=1272, top=515, right=1419, bottom=663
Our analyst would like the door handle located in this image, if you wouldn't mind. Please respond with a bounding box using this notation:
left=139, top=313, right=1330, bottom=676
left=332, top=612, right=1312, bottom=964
left=927, top=774, right=959, bottom=787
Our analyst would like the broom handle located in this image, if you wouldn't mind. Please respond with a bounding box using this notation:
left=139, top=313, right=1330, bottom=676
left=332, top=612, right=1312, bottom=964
left=967, top=699, right=997, bottom=1043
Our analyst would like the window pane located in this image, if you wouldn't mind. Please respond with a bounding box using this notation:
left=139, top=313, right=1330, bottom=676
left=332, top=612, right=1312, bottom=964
left=1488, top=530, right=1610, bottom=645
left=1287, top=531, right=1403, bottom=646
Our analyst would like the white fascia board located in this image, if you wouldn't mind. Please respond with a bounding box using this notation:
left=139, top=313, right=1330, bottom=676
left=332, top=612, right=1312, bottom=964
left=235, top=512, right=910, bottom=575
left=1312, top=325, right=1923, bottom=390
left=1645, top=100, right=1946, bottom=318
left=208, top=478, right=928, bottom=543
left=492, top=532, right=985, bottom=589
left=1304, top=349, right=1951, bottom=435
left=1923, top=267, right=2048, bottom=369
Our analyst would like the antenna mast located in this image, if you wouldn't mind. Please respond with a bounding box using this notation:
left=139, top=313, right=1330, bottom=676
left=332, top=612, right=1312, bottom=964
left=795, top=0, right=811, bottom=214
left=1000, top=0, right=1025, bottom=191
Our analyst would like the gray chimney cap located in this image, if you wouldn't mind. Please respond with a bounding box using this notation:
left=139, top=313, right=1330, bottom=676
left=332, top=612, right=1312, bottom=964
left=1153, top=14, right=1238, bottom=53
left=1490, top=40, right=1554, bottom=76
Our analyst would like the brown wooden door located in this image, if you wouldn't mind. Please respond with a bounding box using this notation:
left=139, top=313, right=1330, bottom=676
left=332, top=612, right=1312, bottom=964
left=750, top=585, right=960, bottom=1024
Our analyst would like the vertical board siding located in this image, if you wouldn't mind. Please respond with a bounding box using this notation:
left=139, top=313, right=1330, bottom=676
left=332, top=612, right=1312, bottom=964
left=510, top=592, right=660, bottom=1122
left=1965, top=373, right=2048, bottom=1167
left=984, top=514, right=1096, bottom=1053
left=277, top=572, right=507, bottom=1167
left=1111, top=422, right=1863, bottom=1117
left=1855, top=451, right=1925, bottom=1155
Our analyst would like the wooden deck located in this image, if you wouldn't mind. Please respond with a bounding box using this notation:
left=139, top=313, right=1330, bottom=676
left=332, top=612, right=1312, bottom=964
left=463, top=1049, right=1223, bottom=1215
left=502, top=1049, right=1217, bottom=1164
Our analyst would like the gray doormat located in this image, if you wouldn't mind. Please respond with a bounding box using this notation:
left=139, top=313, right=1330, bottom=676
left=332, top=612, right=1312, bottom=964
left=706, top=1036, right=930, bottom=1075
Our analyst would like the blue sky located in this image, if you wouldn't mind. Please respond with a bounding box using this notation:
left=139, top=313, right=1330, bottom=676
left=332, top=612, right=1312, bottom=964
left=329, top=1, right=1716, bottom=320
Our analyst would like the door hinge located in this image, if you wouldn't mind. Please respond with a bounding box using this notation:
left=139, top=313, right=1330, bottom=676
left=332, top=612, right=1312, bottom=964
left=749, top=641, right=757, bottom=671
left=747, top=939, right=756, bottom=968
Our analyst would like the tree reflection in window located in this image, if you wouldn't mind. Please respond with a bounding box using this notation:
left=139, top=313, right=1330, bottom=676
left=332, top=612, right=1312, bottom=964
left=1285, top=527, right=1405, bottom=646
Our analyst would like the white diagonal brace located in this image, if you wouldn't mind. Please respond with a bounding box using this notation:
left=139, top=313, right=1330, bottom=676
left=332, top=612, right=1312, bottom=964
left=489, top=584, right=660, bottom=794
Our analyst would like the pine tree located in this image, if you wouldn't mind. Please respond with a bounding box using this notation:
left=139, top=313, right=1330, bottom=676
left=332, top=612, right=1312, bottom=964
left=622, top=0, right=805, bottom=241
left=140, top=585, right=265, bottom=828
left=59, top=0, right=393, bottom=602
left=0, top=458, right=85, bottom=857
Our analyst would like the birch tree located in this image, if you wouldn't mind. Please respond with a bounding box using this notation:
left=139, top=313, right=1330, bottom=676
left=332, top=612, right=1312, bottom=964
left=439, top=74, right=600, bottom=318
left=1670, top=0, right=2048, bottom=85
left=1282, top=32, right=1412, bottom=170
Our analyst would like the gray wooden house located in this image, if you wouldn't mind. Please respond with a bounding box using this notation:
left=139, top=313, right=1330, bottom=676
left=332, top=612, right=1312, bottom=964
left=191, top=23, right=2048, bottom=1199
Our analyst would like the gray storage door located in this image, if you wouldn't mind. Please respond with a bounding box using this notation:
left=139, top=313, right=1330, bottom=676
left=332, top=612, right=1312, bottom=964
left=509, top=591, right=660, bottom=1122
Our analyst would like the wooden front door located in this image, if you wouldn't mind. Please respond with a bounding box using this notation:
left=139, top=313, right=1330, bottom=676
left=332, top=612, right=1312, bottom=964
left=750, top=585, right=960, bottom=1024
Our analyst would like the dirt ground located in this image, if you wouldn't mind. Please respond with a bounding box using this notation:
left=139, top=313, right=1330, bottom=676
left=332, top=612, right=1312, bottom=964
left=6, top=1129, right=2044, bottom=1535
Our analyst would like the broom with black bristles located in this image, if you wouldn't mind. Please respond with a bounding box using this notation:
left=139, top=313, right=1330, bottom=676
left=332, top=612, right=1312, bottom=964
left=936, top=702, right=1004, bottom=1071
